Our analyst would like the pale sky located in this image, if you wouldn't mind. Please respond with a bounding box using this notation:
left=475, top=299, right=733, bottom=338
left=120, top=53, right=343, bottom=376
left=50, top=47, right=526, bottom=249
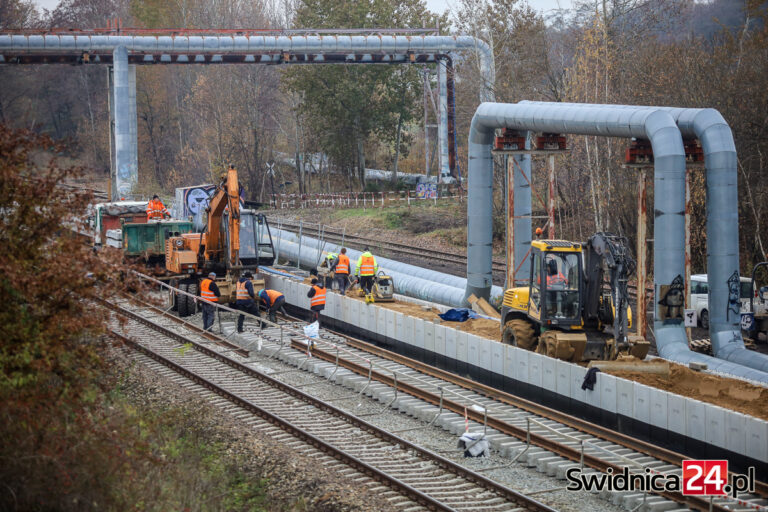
left=33, top=0, right=574, bottom=19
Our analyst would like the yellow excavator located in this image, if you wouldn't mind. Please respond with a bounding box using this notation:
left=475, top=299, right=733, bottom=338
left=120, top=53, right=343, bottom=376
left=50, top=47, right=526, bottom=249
left=165, top=165, right=274, bottom=316
left=500, top=233, right=649, bottom=362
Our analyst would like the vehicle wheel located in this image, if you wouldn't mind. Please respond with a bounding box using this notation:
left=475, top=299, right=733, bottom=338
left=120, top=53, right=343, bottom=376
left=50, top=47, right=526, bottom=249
left=186, top=281, right=198, bottom=315
left=700, top=310, right=709, bottom=330
left=178, top=282, right=191, bottom=317
left=502, top=319, right=537, bottom=350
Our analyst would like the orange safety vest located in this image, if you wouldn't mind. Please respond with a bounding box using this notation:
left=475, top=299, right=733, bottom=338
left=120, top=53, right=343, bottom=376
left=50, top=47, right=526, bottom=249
left=310, top=285, right=326, bottom=307
left=200, top=278, right=218, bottom=302
left=546, top=272, right=567, bottom=286
left=236, top=280, right=252, bottom=301
left=359, top=254, right=375, bottom=276
left=146, top=199, right=167, bottom=219
left=336, top=254, right=350, bottom=274
left=263, top=289, right=283, bottom=304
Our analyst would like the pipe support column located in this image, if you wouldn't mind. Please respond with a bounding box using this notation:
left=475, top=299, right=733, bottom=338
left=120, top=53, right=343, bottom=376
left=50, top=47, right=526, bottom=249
left=112, top=46, right=138, bottom=199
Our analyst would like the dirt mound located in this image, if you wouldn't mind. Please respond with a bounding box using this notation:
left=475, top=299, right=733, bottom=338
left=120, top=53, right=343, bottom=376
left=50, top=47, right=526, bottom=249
left=605, top=363, right=768, bottom=421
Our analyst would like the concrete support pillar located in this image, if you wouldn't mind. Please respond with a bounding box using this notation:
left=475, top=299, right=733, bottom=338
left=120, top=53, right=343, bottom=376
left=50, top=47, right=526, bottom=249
left=112, top=46, right=138, bottom=199
left=437, top=59, right=450, bottom=181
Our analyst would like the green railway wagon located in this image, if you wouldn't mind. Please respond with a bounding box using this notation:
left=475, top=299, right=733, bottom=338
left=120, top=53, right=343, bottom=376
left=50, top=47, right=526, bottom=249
left=122, top=220, right=194, bottom=261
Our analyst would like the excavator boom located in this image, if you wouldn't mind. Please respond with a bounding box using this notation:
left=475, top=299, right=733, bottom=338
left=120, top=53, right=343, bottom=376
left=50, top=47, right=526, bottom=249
left=204, top=165, right=240, bottom=267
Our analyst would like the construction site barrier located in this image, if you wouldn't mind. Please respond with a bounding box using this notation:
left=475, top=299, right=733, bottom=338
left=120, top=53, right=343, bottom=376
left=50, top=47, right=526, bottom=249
left=270, top=190, right=465, bottom=210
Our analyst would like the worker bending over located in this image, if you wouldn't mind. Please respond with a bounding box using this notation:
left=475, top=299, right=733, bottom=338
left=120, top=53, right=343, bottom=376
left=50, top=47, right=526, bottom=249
left=199, top=272, right=221, bottom=331
left=259, top=289, right=287, bottom=323
left=235, top=271, right=259, bottom=333
left=355, top=246, right=378, bottom=294
left=324, top=252, right=337, bottom=288
left=334, top=248, right=350, bottom=295
left=146, top=194, right=169, bottom=220
left=307, top=277, right=326, bottom=326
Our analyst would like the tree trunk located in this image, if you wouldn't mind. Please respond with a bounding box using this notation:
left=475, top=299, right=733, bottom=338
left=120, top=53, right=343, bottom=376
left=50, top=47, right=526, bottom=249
left=357, top=134, right=366, bottom=189
left=391, top=113, right=403, bottom=187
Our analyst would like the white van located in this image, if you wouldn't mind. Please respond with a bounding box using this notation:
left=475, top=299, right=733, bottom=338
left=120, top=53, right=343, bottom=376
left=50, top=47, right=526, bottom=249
left=690, top=274, right=753, bottom=329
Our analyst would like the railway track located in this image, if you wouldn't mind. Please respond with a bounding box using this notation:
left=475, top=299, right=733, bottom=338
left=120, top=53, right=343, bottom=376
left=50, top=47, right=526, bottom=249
left=110, top=287, right=768, bottom=512
left=105, top=297, right=556, bottom=512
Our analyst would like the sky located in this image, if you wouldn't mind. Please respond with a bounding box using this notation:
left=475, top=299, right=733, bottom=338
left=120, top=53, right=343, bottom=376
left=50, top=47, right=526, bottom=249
left=32, top=0, right=575, bottom=18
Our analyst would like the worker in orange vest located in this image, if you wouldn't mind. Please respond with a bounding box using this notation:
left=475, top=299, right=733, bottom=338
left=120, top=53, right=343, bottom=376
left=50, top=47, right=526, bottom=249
left=307, top=277, right=326, bottom=326
left=199, top=272, right=221, bottom=331
left=146, top=195, right=169, bottom=220
left=332, top=247, right=351, bottom=295
left=355, top=246, right=378, bottom=295
left=235, top=271, right=258, bottom=333
left=259, top=288, right=287, bottom=324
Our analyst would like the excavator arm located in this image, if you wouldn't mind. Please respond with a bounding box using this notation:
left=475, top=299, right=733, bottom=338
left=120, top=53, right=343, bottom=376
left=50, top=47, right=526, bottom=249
left=585, top=232, right=636, bottom=348
left=204, top=165, right=241, bottom=268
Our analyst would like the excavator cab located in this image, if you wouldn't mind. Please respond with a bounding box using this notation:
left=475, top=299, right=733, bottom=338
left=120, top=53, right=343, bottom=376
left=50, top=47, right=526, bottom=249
left=528, top=241, right=583, bottom=328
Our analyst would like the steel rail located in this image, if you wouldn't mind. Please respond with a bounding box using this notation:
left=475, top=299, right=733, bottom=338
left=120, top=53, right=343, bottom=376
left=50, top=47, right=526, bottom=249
left=105, top=297, right=556, bottom=512
left=108, top=329, right=449, bottom=512
left=290, top=339, right=734, bottom=512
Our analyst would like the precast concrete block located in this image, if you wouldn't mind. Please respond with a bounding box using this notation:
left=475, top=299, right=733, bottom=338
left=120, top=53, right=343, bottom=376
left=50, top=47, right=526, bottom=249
left=411, top=404, right=439, bottom=422
left=504, top=345, right=517, bottom=380
left=746, top=417, right=768, bottom=462
left=515, top=348, right=530, bottom=384
left=478, top=337, right=492, bottom=370
left=528, top=352, right=543, bottom=389
left=639, top=497, right=678, bottom=512
left=725, top=410, right=747, bottom=456
left=395, top=312, right=404, bottom=342
left=343, top=298, right=352, bottom=324
left=403, top=314, right=414, bottom=346
left=685, top=399, right=706, bottom=449
left=412, top=318, right=425, bottom=349
left=491, top=341, right=504, bottom=376
left=599, top=373, right=617, bottom=414
left=545, top=460, right=574, bottom=478
left=435, top=412, right=462, bottom=430
left=324, top=293, right=336, bottom=319
left=620, top=493, right=647, bottom=509
left=542, top=356, right=556, bottom=392
left=423, top=320, right=435, bottom=353
left=467, top=334, right=480, bottom=368
left=649, top=388, right=669, bottom=430
left=385, top=309, right=396, bottom=339
left=456, top=331, right=469, bottom=363
left=584, top=372, right=601, bottom=410
left=376, top=304, right=386, bottom=335
left=633, top=382, right=651, bottom=424
left=555, top=462, right=581, bottom=480
left=536, top=456, right=566, bottom=473
left=667, top=393, right=685, bottom=436
left=334, top=292, right=343, bottom=319
left=362, top=302, right=375, bottom=332
left=445, top=327, right=457, bottom=361
left=705, top=404, right=726, bottom=449
left=616, top=377, right=633, bottom=418
left=524, top=449, right=554, bottom=467
left=435, top=324, right=446, bottom=357
left=570, top=364, right=587, bottom=403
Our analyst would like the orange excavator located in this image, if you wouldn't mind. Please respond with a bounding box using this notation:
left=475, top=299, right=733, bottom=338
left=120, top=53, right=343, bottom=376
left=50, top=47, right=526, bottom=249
left=165, top=165, right=273, bottom=316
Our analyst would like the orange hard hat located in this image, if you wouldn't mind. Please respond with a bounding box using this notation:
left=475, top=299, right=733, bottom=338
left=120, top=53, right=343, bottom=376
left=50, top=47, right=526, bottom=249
left=535, top=227, right=543, bottom=235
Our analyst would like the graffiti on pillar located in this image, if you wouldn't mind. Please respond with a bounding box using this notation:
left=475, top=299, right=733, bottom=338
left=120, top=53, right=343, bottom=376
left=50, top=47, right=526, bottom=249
left=727, top=271, right=741, bottom=321
left=657, top=274, right=684, bottom=324
left=115, top=163, right=137, bottom=198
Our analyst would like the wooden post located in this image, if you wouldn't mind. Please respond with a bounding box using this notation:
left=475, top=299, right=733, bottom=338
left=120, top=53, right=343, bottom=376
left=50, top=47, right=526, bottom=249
left=548, top=154, right=556, bottom=239
left=636, top=169, right=647, bottom=338
left=506, top=156, right=515, bottom=289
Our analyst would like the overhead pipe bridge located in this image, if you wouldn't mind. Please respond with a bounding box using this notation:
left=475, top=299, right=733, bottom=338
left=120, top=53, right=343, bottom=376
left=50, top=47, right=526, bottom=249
left=0, top=29, right=495, bottom=198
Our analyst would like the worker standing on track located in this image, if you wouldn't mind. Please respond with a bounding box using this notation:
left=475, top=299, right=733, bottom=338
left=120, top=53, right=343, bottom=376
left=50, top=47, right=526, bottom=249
left=307, top=277, right=326, bottom=326
left=259, top=289, right=287, bottom=324
left=235, top=271, right=258, bottom=333
left=146, top=194, right=169, bottom=220
left=200, top=272, right=221, bottom=331
left=334, top=248, right=351, bottom=295
left=355, top=246, right=378, bottom=295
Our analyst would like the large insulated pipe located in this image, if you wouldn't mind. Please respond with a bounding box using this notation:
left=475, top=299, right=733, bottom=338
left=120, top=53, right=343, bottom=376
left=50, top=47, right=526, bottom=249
left=273, top=237, right=470, bottom=307
left=0, top=34, right=495, bottom=101
left=112, top=46, right=137, bottom=198
left=272, top=227, right=505, bottom=301
left=521, top=101, right=768, bottom=374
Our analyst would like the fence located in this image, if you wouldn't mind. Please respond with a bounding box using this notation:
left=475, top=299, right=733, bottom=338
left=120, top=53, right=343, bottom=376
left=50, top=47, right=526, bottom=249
left=270, top=190, right=465, bottom=210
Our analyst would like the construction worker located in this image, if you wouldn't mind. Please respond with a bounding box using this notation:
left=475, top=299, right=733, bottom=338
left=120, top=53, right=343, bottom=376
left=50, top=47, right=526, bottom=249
left=259, top=289, right=287, bottom=323
left=355, top=246, right=378, bottom=295
left=146, top=194, right=169, bottom=220
left=235, top=271, right=258, bottom=333
left=324, top=252, right=337, bottom=288
left=333, top=247, right=351, bottom=295
left=535, top=227, right=543, bottom=240
left=307, top=277, right=326, bottom=325
left=199, top=272, right=221, bottom=331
